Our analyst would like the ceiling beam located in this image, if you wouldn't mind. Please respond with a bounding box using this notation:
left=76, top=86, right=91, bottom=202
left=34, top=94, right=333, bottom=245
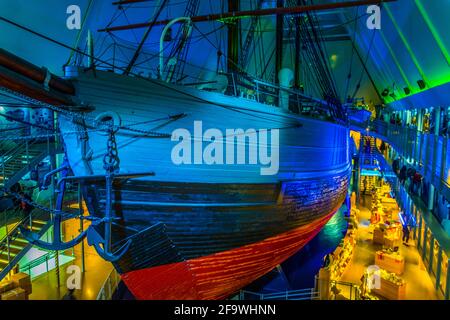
left=99, top=0, right=397, bottom=32
left=112, top=0, right=153, bottom=5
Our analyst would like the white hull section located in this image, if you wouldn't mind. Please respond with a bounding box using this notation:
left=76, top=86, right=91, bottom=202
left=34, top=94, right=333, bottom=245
left=59, top=70, right=350, bottom=183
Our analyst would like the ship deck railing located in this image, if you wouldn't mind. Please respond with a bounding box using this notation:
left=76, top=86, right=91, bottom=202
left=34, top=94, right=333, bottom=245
left=225, top=72, right=347, bottom=125
left=96, top=268, right=121, bottom=300
left=238, top=288, right=319, bottom=301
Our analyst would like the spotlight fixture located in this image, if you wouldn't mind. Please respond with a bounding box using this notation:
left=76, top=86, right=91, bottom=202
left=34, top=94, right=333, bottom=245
left=404, top=87, right=411, bottom=95
left=381, top=89, right=389, bottom=97
left=417, top=79, right=426, bottom=90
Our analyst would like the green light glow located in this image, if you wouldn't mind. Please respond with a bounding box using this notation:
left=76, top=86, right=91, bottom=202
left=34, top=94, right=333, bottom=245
left=18, top=247, right=74, bottom=279
left=379, top=30, right=412, bottom=89
left=385, top=4, right=428, bottom=84
left=414, top=0, right=450, bottom=66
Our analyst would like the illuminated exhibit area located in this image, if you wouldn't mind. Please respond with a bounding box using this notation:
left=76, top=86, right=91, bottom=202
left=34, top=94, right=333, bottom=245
left=0, top=0, right=449, bottom=301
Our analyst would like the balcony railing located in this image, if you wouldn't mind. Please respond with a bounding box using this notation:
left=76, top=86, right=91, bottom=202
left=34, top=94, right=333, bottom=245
left=352, top=119, right=450, bottom=202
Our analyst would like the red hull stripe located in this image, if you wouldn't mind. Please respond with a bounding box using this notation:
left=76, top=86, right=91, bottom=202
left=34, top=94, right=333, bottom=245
left=121, top=210, right=336, bottom=300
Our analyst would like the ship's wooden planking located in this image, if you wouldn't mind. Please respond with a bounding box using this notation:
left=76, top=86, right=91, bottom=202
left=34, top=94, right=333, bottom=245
left=58, top=69, right=351, bottom=299
left=59, top=69, right=349, bottom=183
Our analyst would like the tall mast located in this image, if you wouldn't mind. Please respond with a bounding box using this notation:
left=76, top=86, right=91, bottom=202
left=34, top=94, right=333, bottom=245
left=275, top=0, right=284, bottom=84
left=124, top=0, right=169, bottom=75
left=294, top=0, right=302, bottom=89
left=294, top=17, right=301, bottom=89
left=227, top=0, right=240, bottom=74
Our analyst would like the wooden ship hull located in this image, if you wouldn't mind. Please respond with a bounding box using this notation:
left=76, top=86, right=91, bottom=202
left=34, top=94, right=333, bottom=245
left=0, top=49, right=350, bottom=298
left=58, top=69, right=350, bottom=299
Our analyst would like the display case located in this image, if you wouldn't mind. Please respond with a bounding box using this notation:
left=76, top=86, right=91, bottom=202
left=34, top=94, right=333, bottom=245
left=328, top=234, right=355, bottom=280
left=371, top=269, right=406, bottom=300
left=375, top=250, right=405, bottom=275
left=373, top=221, right=402, bottom=249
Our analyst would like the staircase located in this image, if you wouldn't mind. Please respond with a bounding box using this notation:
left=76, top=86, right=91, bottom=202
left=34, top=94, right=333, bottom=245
left=0, top=138, right=55, bottom=280
left=0, top=208, right=51, bottom=280
left=360, top=136, right=378, bottom=168
left=1, top=140, right=51, bottom=190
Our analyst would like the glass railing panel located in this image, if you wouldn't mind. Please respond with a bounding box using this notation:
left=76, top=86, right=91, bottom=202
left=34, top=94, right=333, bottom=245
left=435, top=137, right=443, bottom=178
left=440, top=254, right=448, bottom=296
left=419, top=133, right=426, bottom=168
left=444, top=139, right=450, bottom=188
left=432, top=239, right=440, bottom=277
left=423, top=134, right=433, bottom=177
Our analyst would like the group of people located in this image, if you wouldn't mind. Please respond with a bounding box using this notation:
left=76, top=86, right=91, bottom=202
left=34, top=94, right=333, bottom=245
left=392, top=158, right=422, bottom=245
left=392, top=158, right=426, bottom=198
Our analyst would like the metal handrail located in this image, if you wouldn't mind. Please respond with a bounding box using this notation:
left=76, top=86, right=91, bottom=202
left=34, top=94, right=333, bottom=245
left=353, top=119, right=450, bottom=201
left=20, top=251, right=56, bottom=276
left=96, top=268, right=121, bottom=300
left=0, top=207, right=23, bottom=241
left=0, top=139, right=41, bottom=175
left=0, top=205, right=51, bottom=256
left=239, top=288, right=319, bottom=301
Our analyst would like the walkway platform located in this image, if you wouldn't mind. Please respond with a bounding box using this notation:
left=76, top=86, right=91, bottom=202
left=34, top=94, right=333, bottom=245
left=340, top=194, right=439, bottom=300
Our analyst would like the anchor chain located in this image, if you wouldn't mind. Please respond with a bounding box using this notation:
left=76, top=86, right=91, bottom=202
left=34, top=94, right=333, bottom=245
left=2, top=188, right=67, bottom=216
left=87, top=128, right=132, bottom=262
left=0, top=85, right=175, bottom=138
left=103, top=128, right=120, bottom=174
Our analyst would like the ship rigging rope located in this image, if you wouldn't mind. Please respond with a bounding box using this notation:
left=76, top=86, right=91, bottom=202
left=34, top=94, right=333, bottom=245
left=1, top=187, right=79, bottom=218
left=305, top=0, right=339, bottom=99
left=114, top=24, right=228, bottom=69
left=0, top=83, right=179, bottom=139
left=0, top=16, right=333, bottom=126
left=344, top=6, right=360, bottom=101
left=65, top=0, right=94, bottom=66
left=351, top=28, right=377, bottom=100
left=350, top=3, right=387, bottom=100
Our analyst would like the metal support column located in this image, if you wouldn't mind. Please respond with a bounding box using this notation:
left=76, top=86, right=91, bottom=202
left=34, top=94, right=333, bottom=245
left=294, top=14, right=301, bottom=89
left=227, top=0, right=240, bottom=74
left=428, top=234, right=434, bottom=272
left=440, top=137, right=447, bottom=183
left=78, top=184, right=86, bottom=273
left=55, top=250, right=60, bottom=288
left=446, top=258, right=450, bottom=300
left=429, top=107, right=441, bottom=211
left=413, top=207, right=418, bottom=240
left=436, top=247, right=442, bottom=290
left=417, top=215, right=423, bottom=250
left=275, top=0, right=284, bottom=84
left=422, top=225, right=428, bottom=260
